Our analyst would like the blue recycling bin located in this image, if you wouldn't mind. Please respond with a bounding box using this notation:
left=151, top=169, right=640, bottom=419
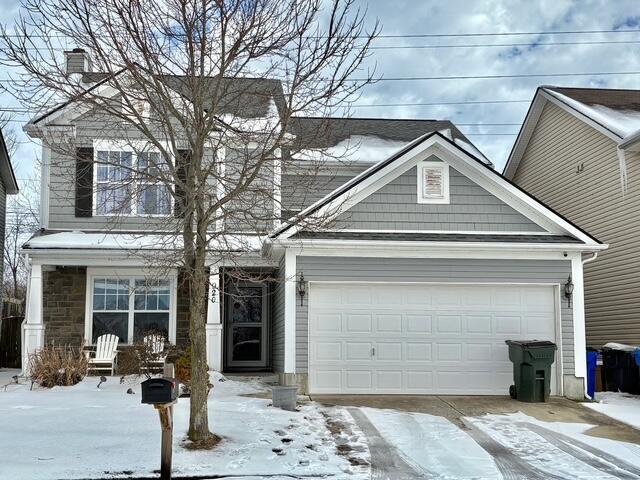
left=586, top=349, right=598, bottom=399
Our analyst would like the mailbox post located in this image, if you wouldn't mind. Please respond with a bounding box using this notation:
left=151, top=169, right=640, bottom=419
left=141, top=378, right=179, bottom=480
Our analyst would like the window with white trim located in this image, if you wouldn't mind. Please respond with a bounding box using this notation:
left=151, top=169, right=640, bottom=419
left=417, top=161, right=450, bottom=204
left=91, top=277, right=172, bottom=344
left=94, top=148, right=173, bottom=216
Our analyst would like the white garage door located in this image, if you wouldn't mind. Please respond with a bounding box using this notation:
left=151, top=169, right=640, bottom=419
left=308, top=283, right=559, bottom=395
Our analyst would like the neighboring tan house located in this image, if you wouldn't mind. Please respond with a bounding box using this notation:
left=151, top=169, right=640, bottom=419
left=0, top=127, right=20, bottom=293
left=504, top=86, right=640, bottom=349
left=21, top=52, right=605, bottom=399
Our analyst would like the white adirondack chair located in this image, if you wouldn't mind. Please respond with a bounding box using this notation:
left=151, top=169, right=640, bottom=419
left=143, top=334, right=167, bottom=371
left=86, top=334, right=119, bottom=375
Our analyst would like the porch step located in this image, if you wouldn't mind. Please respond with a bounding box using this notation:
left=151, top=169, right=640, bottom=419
left=223, top=372, right=279, bottom=385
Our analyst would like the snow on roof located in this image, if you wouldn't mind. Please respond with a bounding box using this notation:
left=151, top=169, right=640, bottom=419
left=545, top=88, right=640, bottom=139
left=454, top=137, right=492, bottom=166
left=292, top=135, right=409, bottom=163
left=23, top=231, right=263, bottom=251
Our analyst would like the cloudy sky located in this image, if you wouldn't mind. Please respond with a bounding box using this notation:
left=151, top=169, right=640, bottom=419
left=1, top=0, right=640, bottom=184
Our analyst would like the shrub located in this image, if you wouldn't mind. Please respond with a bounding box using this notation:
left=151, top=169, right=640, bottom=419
left=118, top=334, right=171, bottom=382
left=175, top=347, right=192, bottom=385
left=28, top=344, right=88, bottom=388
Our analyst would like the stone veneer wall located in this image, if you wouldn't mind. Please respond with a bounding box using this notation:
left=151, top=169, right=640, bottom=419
left=41, top=267, right=196, bottom=350
left=43, top=266, right=87, bottom=346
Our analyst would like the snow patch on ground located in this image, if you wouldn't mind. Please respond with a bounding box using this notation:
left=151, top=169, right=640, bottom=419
left=362, top=407, right=501, bottom=479
left=586, top=391, right=640, bottom=430
left=468, top=411, right=640, bottom=479
left=0, top=371, right=369, bottom=479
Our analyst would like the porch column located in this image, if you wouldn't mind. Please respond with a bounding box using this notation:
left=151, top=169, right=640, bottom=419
left=283, top=249, right=297, bottom=374
left=23, top=263, right=45, bottom=374
left=571, top=256, right=587, bottom=391
left=205, top=265, right=223, bottom=371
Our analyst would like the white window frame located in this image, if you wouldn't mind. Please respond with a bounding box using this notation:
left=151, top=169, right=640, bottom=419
left=417, top=160, right=450, bottom=204
left=92, top=139, right=174, bottom=217
left=84, top=267, right=178, bottom=345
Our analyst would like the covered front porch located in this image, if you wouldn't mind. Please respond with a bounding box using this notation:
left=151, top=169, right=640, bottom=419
left=20, top=238, right=295, bottom=382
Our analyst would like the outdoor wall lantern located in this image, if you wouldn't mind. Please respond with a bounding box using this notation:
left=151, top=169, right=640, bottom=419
left=298, top=273, right=306, bottom=306
left=564, top=276, right=574, bottom=308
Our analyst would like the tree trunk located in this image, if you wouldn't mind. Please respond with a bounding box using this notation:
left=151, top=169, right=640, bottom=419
left=187, top=238, right=212, bottom=441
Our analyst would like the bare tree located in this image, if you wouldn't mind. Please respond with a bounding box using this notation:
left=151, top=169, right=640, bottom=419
left=3, top=172, right=39, bottom=300
left=1, top=0, right=377, bottom=443
left=0, top=114, right=39, bottom=302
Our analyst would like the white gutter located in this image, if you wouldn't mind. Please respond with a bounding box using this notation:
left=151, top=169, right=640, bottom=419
left=273, top=238, right=608, bottom=252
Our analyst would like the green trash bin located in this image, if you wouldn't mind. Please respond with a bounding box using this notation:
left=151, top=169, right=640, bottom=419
left=506, top=340, right=557, bottom=402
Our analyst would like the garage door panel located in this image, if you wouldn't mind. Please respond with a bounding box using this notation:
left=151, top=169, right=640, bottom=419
left=436, top=343, right=462, bottom=361
left=466, top=315, right=493, bottom=334
left=308, top=283, right=558, bottom=395
left=495, top=315, right=523, bottom=334
left=467, top=343, right=493, bottom=361
left=406, top=342, right=432, bottom=361
left=313, top=341, right=342, bottom=361
left=314, top=313, right=342, bottom=334
left=345, top=314, right=372, bottom=333
left=345, top=342, right=373, bottom=360
left=345, top=369, right=373, bottom=389
left=376, top=314, right=403, bottom=333
left=376, top=342, right=403, bottom=361
left=406, top=314, right=432, bottom=333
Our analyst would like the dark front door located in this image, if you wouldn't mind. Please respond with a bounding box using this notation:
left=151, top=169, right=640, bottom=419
left=225, top=283, right=268, bottom=369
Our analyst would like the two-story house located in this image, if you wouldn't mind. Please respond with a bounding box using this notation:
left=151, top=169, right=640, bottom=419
left=21, top=51, right=605, bottom=399
left=504, top=86, right=640, bottom=349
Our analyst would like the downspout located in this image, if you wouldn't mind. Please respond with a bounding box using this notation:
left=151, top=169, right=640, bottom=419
left=582, top=251, right=598, bottom=266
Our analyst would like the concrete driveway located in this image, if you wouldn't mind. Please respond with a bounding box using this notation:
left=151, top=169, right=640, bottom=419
left=313, top=395, right=640, bottom=479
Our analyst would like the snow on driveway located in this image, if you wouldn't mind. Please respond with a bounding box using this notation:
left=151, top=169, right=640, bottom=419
left=0, top=370, right=369, bottom=479
left=360, top=407, right=501, bottom=479
left=352, top=403, right=640, bottom=480
left=467, top=412, right=640, bottom=479
left=586, top=392, right=640, bottom=430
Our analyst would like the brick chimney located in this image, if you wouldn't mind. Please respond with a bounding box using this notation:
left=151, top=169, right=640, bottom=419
left=64, top=48, right=92, bottom=76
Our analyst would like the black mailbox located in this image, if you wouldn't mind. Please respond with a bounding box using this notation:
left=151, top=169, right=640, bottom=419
left=141, top=377, right=178, bottom=405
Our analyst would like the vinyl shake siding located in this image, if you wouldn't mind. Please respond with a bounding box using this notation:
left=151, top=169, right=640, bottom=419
left=513, top=102, right=640, bottom=347
left=333, top=164, right=544, bottom=232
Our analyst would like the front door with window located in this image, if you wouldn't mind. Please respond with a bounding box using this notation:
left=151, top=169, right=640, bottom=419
left=225, top=283, right=268, bottom=369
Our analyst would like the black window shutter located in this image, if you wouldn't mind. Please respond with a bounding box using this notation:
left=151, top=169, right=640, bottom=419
left=75, top=147, right=94, bottom=217
left=175, top=149, right=190, bottom=217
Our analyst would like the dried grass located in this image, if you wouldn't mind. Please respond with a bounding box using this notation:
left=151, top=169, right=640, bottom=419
left=28, top=344, right=88, bottom=388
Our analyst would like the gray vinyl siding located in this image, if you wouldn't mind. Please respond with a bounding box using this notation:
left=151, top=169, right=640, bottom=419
left=513, top=102, right=640, bottom=347
left=280, top=166, right=370, bottom=219
left=47, top=114, right=188, bottom=231
left=295, top=257, right=574, bottom=375
left=271, top=260, right=285, bottom=372
left=332, top=165, right=545, bottom=232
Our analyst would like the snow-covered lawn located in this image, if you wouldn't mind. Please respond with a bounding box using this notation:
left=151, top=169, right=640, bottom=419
left=0, top=369, right=369, bottom=479
left=585, top=391, right=640, bottom=430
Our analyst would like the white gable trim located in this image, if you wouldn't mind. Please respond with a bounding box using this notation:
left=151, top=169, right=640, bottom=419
left=276, top=133, right=601, bottom=247
left=504, top=88, right=622, bottom=179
